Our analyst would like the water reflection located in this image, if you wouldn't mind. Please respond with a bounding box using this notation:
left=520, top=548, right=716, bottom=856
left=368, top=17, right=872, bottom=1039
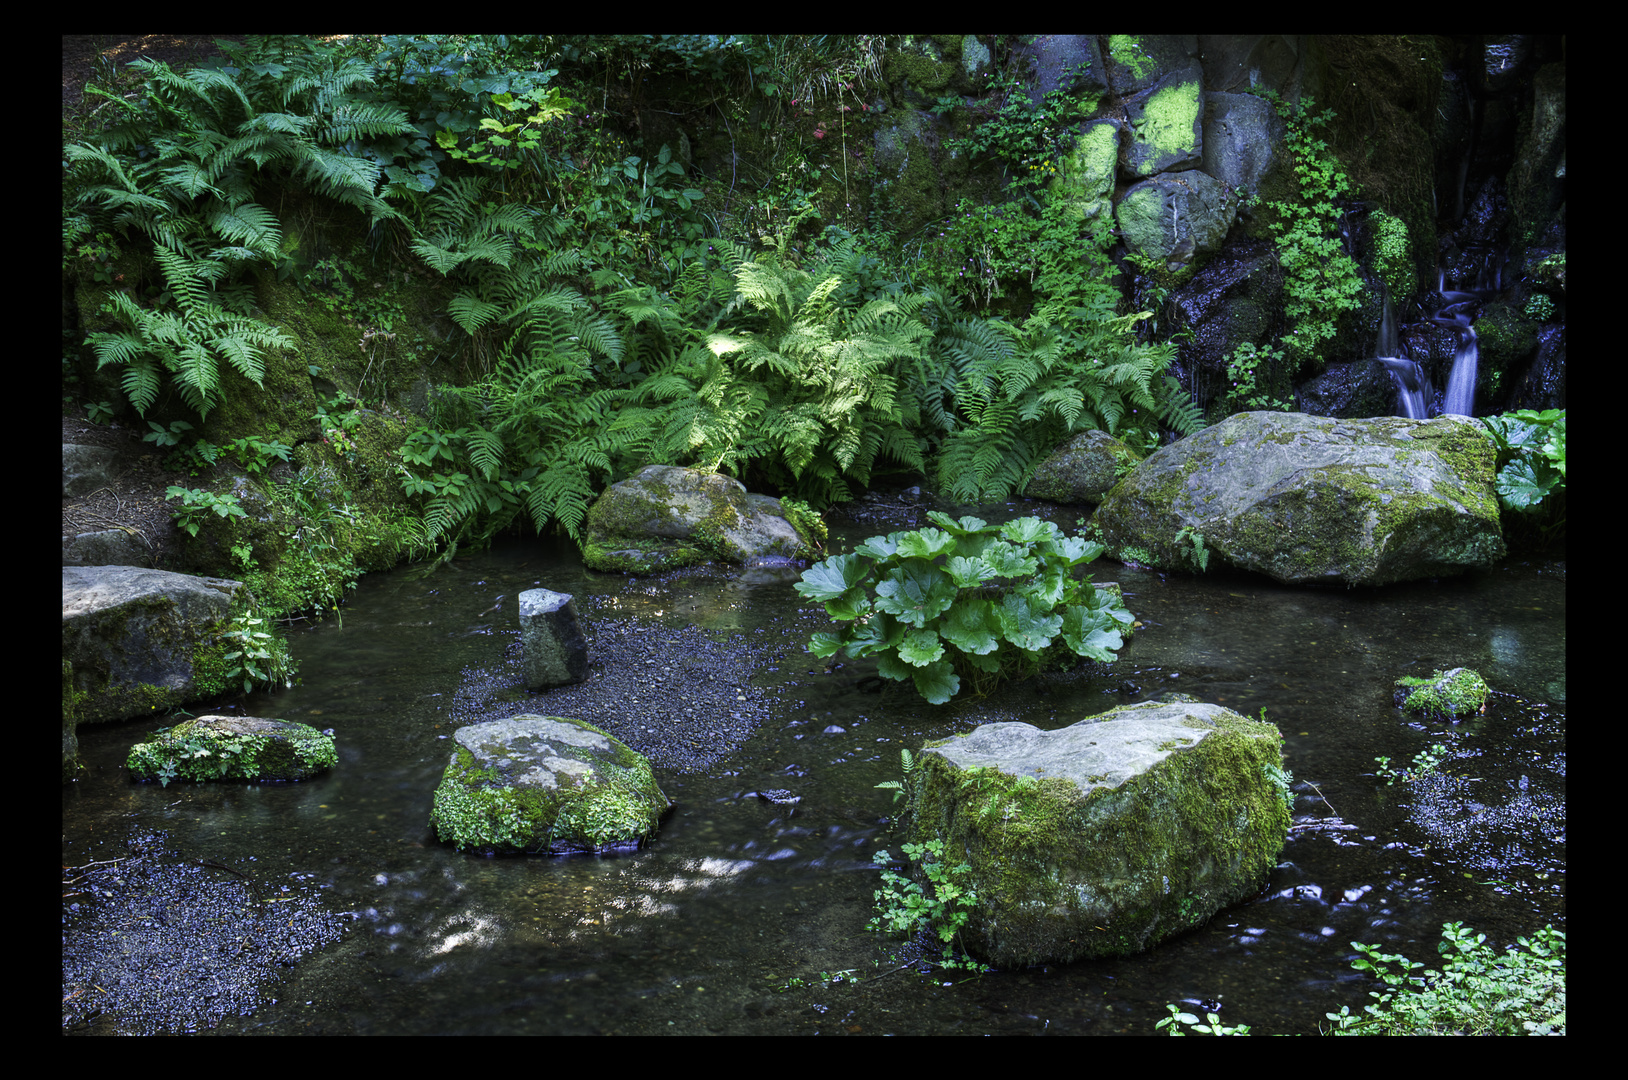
left=63, top=524, right=1564, bottom=1035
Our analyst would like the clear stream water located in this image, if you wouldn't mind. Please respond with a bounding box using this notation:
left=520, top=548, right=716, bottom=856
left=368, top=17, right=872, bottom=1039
left=62, top=501, right=1565, bottom=1035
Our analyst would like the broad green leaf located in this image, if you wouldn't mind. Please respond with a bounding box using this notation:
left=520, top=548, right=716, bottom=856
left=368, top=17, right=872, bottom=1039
left=1496, top=458, right=1560, bottom=512
left=1060, top=606, right=1124, bottom=661
left=895, top=527, right=958, bottom=560
left=982, top=540, right=1038, bottom=579
left=854, top=533, right=903, bottom=560
left=897, top=628, right=945, bottom=667
left=845, top=611, right=904, bottom=658
left=794, top=553, right=870, bottom=603
left=874, top=563, right=956, bottom=628
left=996, top=592, right=1062, bottom=652
left=1000, top=516, right=1057, bottom=544
left=926, top=510, right=988, bottom=535
left=943, top=555, right=997, bottom=589
left=911, top=659, right=961, bottom=705
left=939, top=598, right=1001, bottom=655
left=807, top=631, right=847, bottom=658
left=1043, top=534, right=1103, bottom=565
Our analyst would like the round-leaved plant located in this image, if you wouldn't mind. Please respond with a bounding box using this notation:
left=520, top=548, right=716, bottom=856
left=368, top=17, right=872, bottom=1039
left=795, top=511, right=1133, bottom=704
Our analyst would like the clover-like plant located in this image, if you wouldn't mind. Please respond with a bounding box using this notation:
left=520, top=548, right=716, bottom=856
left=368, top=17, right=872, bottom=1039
left=794, top=511, right=1133, bottom=704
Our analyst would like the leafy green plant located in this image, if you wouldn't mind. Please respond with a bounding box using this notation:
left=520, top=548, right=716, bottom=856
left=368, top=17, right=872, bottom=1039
left=227, top=434, right=294, bottom=476
left=795, top=511, right=1133, bottom=704
left=1481, top=409, right=1565, bottom=545
left=1325, top=922, right=1565, bottom=1035
left=1156, top=1001, right=1253, bottom=1036
left=165, top=485, right=248, bottom=537
left=1374, top=742, right=1448, bottom=786
left=1222, top=342, right=1296, bottom=414
left=218, top=611, right=296, bottom=693
left=142, top=419, right=194, bottom=449
left=1260, top=93, right=1364, bottom=368
left=868, top=839, right=987, bottom=973
left=65, top=39, right=412, bottom=419
left=874, top=747, right=916, bottom=805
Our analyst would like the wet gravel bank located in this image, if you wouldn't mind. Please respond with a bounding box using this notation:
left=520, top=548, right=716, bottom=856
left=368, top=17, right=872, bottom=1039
left=445, top=602, right=802, bottom=775
left=62, top=831, right=346, bottom=1034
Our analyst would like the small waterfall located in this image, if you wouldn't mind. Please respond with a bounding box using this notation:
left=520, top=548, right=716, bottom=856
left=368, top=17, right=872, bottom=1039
left=1431, top=266, right=1489, bottom=417
left=1379, top=263, right=1494, bottom=420
left=1376, top=291, right=1430, bottom=419
left=1442, top=328, right=1479, bottom=416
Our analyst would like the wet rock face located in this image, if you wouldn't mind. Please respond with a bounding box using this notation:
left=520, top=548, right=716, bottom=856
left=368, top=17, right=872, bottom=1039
left=908, top=700, right=1290, bottom=966
left=1092, top=411, right=1505, bottom=586
left=430, top=715, right=672, bottom=857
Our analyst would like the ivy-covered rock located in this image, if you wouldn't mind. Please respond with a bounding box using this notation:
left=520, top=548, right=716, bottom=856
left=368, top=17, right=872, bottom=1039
left=127, top=715, right=336, bottom=785
left=1092, top=411, right=1505, bottom=585
left=906, top=700, right=1291, bottom=966
left=430, top=715, right=671, bottom=857
left=580, top=465, right=813, bottom=573
left=1394, top=667, right=1490, bottom=720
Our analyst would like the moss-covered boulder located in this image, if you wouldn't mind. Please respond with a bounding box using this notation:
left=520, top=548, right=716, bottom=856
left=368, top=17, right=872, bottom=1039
left=430, top=715, right=671, bottom=857
left=127, top=715, right=336, bottom=785
left=581, top=465, right=813, bottom=574
left=907, top=700, right=1290, bottom=966
left=1394, top=667, right=1489, bottom=720
left=1092, top=411, right=1505, bottom=585
left=1024, top=428, right=1142, bottom=505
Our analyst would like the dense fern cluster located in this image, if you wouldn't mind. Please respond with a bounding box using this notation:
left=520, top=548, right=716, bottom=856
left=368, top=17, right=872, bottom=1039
left=65, top=34, right=1207, bottom=567
left=66, top=37, right=416, bottom=419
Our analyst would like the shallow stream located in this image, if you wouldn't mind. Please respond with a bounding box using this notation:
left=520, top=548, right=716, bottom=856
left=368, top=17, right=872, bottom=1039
left=62, top=501, right=1565, bottom=1035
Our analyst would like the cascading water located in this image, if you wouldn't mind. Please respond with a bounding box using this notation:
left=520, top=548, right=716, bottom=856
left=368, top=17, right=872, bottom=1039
left=1378, top=260, right=1499, bottom=419
left=1376, top=290, right=1429, bottom=419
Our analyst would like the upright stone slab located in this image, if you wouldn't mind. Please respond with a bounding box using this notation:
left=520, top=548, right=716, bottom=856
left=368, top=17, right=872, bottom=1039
left=907, top=700, right=1291, bottom=966
left=519, top=588, right=588, bottom=690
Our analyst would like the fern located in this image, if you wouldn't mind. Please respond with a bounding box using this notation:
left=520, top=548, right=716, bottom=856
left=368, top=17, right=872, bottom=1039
left=66, top=39, right=411, bottom=420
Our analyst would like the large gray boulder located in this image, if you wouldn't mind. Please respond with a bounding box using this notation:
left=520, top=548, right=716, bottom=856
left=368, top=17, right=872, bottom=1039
left=1091, top=411, right=1505, bottom=585
left=62, top=565, right=242, bottom=724
left=127, top=714, right=337, bottom=785
left=907, top=700, right=1291, bottom=966
left=581, top=465, right=813, bottom=574
left=430, top=715, right=672, bottom=857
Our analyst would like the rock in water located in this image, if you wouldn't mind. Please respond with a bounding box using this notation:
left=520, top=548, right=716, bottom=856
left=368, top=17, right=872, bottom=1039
left=430, top=715, right=671, bottom=857
left=126, top=715, right=337, bottom=784
left=907, top=700, right=1291, bottom=965
left=518, top=589, right=588, bottom=690
left=1092, top=412, right=1505, bottom=585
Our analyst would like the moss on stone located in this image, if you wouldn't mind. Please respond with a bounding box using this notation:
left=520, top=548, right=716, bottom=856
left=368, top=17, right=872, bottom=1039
left=907, top=705, right=1289, bottom=964
left=1395, top=667, right=1489, bottom=720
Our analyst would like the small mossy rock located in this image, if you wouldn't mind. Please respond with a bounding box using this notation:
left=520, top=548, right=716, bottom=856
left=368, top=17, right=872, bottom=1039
left=127, top=715, right=337, bottom=785
left=1025, top=429, right=1142, bottom=505
left=430, top=715, right=671, bottom=857
left=907, top=700, right=1290, bottom=966
left=1394, top=667, right=1489, bottom=720
left=1092, top=412, right=1505, bottom=585
left=581, top=465, right=813, bottom=573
